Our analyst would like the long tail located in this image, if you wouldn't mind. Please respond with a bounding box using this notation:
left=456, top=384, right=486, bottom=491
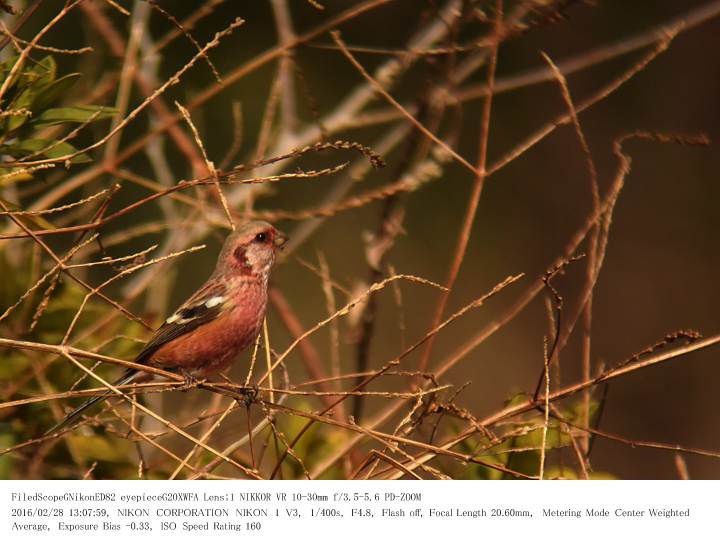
left=43, top=368, right=140, bottom=437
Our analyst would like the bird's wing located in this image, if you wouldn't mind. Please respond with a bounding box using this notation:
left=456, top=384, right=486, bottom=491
left=135, top=279, right=229, bottom=364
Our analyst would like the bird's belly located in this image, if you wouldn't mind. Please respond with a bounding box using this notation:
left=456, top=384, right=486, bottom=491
left=149, top=304, right=265, bottom=376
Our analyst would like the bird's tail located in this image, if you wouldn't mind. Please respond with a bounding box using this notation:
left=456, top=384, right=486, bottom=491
left=43, top=368, right=140, bottom=437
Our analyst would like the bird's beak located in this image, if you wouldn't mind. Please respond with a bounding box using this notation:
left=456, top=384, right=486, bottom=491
left=274, top=230, right=288, bottom=249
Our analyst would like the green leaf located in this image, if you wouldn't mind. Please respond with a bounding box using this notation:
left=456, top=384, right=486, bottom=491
left=34, top=56, right=57, bottom=88
left=6, top=87, right=35, bottom=131
left=0, top=138, right=91, bottom=163
left=0, top=58, right=22, bottom=98
left=505, top=392, right=528, bottom=407
left=543, top=466, right=578, bottom=480
left=2, top=56, right=51, bottom=103
left=513, top=424, right=570, bottom=450
left=32, top=105, right=117, bottom=127
left=67, top=435, right=133, bottom=463
left=589, top=471, right=617, bottom=480
left=30, top=72, right=80, bottom=111
left=564, top=398, right=600, bottom=426
left=0, top=167, right=36, bottom=186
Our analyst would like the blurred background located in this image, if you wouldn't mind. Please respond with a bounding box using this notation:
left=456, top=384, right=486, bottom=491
left=0, top=0, right=718, bottom=479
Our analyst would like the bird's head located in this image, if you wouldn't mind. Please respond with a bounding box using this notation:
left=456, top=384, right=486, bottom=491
left=217, top=221, right=287, bottom=280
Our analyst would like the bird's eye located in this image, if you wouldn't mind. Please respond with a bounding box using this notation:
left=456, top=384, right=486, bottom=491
left=254, top=232, right=267, bottom=243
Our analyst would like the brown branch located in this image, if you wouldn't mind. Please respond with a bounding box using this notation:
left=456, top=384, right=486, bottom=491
left=417, top=0, right=503, bottom=372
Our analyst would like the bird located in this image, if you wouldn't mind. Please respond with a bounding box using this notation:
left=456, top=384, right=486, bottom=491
left=44, top=220, right=287, bottom=436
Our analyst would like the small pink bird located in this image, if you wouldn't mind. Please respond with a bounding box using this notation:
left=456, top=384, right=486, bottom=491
left=46, top=221, right=287, bottom=435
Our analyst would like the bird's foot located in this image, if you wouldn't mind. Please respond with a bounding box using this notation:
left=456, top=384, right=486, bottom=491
left=237, top=384, right=259, bottom=406
left=179, top=370, right=205, bottom=391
